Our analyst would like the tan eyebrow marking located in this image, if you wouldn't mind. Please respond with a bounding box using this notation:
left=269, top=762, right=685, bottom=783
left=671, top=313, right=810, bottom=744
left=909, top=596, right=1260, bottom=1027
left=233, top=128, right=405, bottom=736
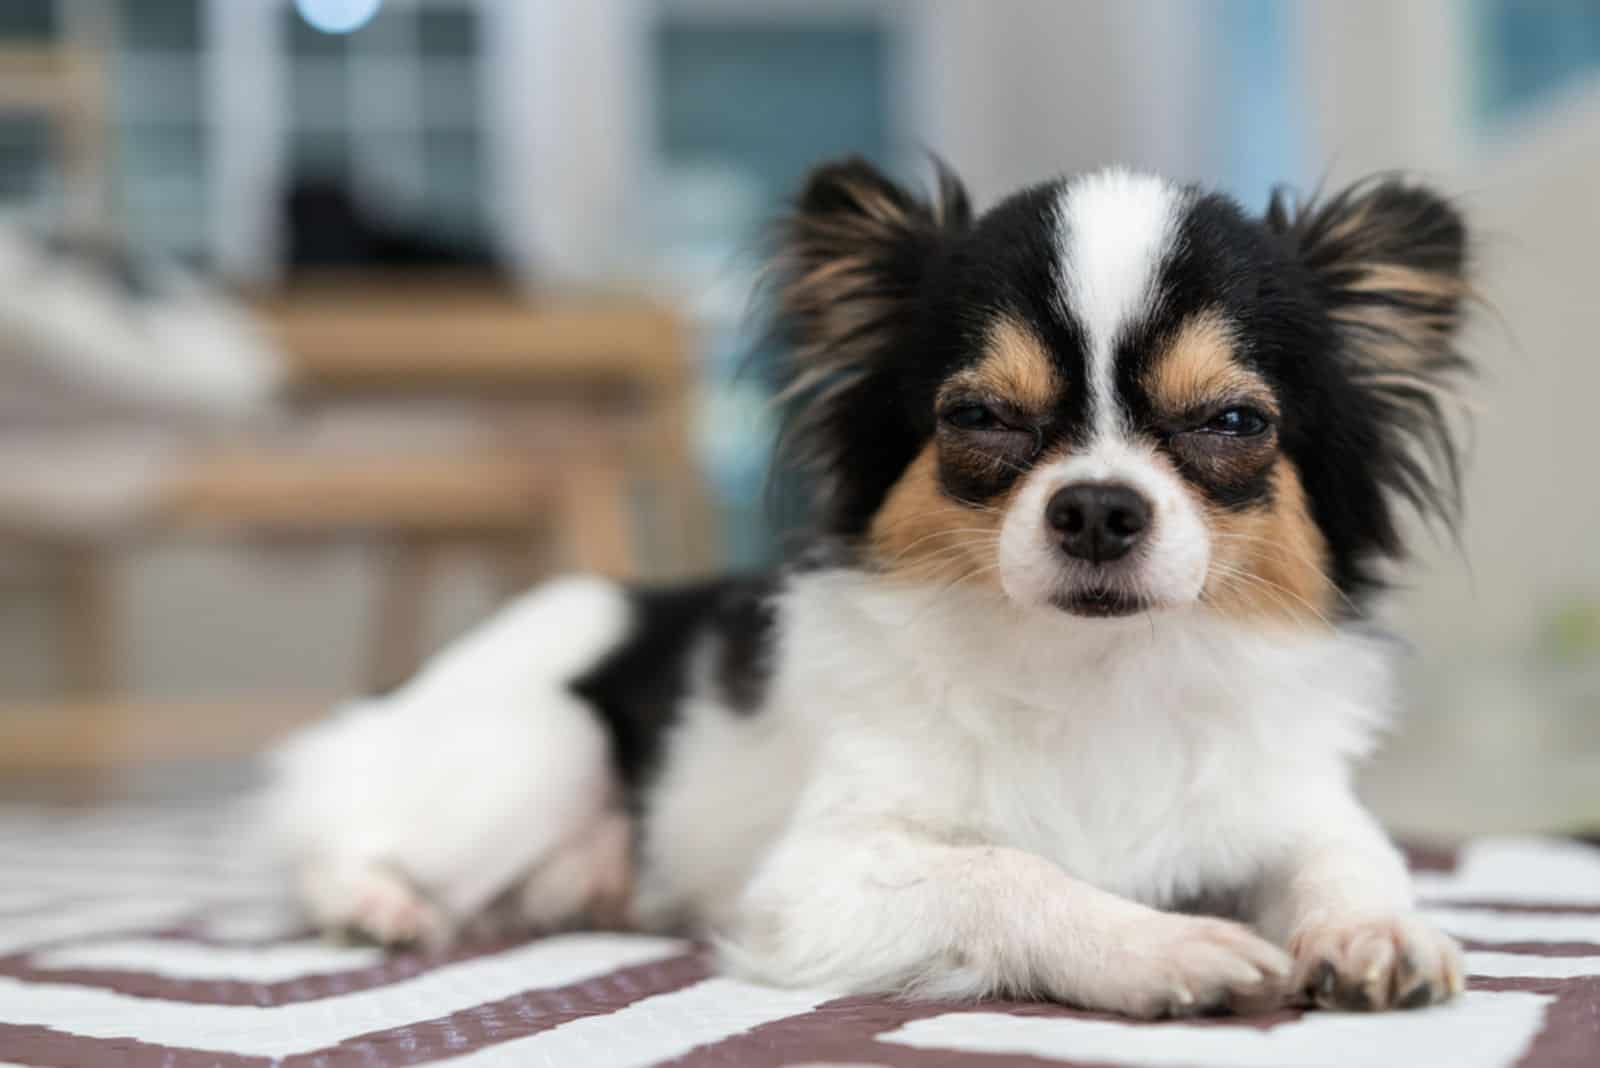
left=1144, top=311, right=1275, bottom=414
left=941, top=316, right=1062, bottom=413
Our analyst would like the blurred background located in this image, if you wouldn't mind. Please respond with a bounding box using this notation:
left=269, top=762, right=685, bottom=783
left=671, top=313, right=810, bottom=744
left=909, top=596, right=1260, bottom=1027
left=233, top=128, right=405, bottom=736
left=0, top=0, right=1594, bottom=834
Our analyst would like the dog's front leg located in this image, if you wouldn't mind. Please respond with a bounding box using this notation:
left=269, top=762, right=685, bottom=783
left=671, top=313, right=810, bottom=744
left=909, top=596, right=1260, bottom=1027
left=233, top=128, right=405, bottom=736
left=726, top=824, right=1290, bottom=1017
left=1253, top=800, right=1464, bottom=1011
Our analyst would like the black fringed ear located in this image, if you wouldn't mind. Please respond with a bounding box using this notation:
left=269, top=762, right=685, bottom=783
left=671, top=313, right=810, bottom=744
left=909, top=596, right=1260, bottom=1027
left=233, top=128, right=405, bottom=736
left=770, top=156, right=972, bottom=532
left=1268, top=177, right=1473, bottom=535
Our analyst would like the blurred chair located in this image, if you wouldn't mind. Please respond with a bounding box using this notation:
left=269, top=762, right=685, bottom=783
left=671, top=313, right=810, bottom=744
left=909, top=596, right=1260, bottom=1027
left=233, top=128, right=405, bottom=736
left=247, top=277, right=709, bottom=687
left=0, top=223, right=282, bottom=698
left=0, top=22, right=708, bottom=722
left=1, top=250, right=707, bottom=702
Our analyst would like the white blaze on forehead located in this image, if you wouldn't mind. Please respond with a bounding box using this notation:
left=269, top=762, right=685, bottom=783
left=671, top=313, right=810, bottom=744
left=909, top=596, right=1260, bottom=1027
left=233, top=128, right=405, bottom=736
left=1054, top=169, right=1185, bottom=437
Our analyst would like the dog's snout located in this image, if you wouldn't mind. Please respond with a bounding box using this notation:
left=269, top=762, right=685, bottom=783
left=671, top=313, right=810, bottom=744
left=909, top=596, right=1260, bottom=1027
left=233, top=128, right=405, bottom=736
left=1045, top=482, right=1151, bottom=564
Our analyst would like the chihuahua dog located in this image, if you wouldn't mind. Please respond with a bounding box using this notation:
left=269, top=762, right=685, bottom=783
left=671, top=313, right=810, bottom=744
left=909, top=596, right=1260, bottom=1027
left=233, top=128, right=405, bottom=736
left=270, top=159, right=1471, bottom=1017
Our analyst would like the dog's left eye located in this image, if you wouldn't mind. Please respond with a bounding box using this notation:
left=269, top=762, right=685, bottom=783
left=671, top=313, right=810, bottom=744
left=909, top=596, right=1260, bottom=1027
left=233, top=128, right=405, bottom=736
left=943, top=403, right=1005, bottom=431
left=1200, top=406, right=1270, bottom=436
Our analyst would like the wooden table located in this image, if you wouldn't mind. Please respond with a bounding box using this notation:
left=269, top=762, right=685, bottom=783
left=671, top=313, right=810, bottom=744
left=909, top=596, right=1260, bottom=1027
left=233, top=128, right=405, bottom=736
left=258, top=282, right=691, bottom=395
left=253, top=280, right=712, bottom=579
left=0, top=699, right=325, bottom=773
left=8, top=281, right=712, bottom=706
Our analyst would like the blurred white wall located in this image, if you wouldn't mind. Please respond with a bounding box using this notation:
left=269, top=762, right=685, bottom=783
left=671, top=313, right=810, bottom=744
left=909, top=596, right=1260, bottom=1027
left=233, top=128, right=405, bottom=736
left=1404, top=90, right=1600, bottom=650
left=1289, top=0, right=1600, bottom=652
left=912, top=1, right=1222, bottom=205
left=1290, top=0, right=1600, bottom=832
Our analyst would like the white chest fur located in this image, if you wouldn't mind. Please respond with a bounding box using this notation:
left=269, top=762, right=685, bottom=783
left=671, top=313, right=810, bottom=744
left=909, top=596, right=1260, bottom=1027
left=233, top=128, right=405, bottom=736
left=639, top=570, right=1395, bottom=930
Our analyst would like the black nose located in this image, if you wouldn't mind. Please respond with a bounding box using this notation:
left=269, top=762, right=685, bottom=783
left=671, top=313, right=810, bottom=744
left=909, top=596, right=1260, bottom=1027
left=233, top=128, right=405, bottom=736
left=1045, top=482, right=1152, bottom=563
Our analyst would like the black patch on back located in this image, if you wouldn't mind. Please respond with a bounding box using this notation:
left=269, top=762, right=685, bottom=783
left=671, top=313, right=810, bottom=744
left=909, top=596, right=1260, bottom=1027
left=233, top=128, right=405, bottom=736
left=714, top=578, right=781, bottom=712
left=569, top=575, right=782, bottom=797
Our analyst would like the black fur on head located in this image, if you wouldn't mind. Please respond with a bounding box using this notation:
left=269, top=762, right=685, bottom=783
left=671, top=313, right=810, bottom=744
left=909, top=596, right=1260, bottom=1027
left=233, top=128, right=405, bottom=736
left=768, top=156, right=972, bottom=534
left=1264, top=177, right=1473, bottom=592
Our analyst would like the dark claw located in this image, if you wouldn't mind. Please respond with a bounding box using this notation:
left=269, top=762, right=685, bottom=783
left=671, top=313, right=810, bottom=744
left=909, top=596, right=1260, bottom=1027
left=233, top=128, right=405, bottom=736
left=1338, top=982, right=1376, bottom=1011
left=1308, top=960, right=1388, bottom=1011
left=337, top=925, right=374, bottom=946
left=1398, top=982, right=1437, bottom=1010
left=1313, top=960, right=1338, bottom=1000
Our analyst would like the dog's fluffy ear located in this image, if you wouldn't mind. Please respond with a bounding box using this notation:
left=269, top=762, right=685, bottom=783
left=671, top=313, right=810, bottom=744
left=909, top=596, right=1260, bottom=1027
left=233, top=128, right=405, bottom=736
left=777, top=156, right=970, bottom=393
left=1268, top=177, right=1472, bottom=535
left=772, top=156, right=971, bottom=530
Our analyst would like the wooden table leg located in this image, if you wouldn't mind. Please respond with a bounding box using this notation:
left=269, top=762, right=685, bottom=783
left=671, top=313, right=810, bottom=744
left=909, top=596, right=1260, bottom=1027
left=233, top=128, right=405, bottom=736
left=491, top=524, right=554, bottom=602
left=58, top=545, right=115, bottom=698
left=561, top=459, right=635, bottom=580
left=650, top=380, right=717, bottom=577
left=368, top=536, right=438, bottom=692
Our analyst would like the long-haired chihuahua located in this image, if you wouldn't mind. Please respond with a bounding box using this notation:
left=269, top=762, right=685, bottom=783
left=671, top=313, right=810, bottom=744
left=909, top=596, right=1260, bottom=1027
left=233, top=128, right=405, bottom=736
left=270, top=159, right=1472, bottom=1016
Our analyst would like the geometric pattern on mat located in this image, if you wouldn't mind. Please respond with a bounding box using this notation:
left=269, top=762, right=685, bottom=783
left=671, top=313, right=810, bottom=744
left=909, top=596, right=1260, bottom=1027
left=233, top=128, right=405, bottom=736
left=0, top=802, right=1597, bottom=1067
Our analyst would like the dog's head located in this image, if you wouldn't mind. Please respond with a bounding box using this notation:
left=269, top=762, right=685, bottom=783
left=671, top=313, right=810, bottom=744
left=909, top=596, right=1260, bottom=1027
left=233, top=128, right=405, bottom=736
left=774, top=160, right=1470, bottom=623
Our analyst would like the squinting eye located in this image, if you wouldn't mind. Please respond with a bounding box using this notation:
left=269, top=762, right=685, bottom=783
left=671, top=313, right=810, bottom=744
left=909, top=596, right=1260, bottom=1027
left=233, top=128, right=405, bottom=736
left=943, top=403, right=1004, bottom=431
left=1201, top=406, right=1270, bottom=436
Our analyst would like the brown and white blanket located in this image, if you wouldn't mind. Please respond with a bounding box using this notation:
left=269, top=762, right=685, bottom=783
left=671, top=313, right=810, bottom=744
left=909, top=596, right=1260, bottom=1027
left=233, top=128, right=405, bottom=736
left=0, top=801, right=1596, bottom=1067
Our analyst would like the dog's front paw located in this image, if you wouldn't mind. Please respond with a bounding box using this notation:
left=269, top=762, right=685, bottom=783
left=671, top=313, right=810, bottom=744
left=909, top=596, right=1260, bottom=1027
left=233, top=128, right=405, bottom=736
left=1291, top=913, right=1464, bottom=1011
left=1094, top=914, right=1292, bottom=1019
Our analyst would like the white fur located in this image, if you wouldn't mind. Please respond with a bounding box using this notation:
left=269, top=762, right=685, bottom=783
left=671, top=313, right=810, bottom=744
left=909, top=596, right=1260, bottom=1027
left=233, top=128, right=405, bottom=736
left=999, top=436, right=1212, bottom=611
left=1055, top=169, right=1185, bottom=438
left=270, top=562, right=1442, bottom=1012
left=1027, top=171, right=1210, bottom=616
left=268, top=166, right=1448, bottom=1012
left=694, top=573, right=1405, bottom=1002
left=266, top=576, right=630, bottom=939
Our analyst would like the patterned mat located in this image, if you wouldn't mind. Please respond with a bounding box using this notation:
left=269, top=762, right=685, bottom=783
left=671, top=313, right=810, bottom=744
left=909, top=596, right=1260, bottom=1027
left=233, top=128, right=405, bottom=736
left=0, top=802, right=1596, bottom=1067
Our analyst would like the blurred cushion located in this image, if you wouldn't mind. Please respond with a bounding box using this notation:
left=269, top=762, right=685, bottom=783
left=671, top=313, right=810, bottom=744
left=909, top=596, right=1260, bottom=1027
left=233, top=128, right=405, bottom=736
left=0, top=225, right=283, bottom=427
